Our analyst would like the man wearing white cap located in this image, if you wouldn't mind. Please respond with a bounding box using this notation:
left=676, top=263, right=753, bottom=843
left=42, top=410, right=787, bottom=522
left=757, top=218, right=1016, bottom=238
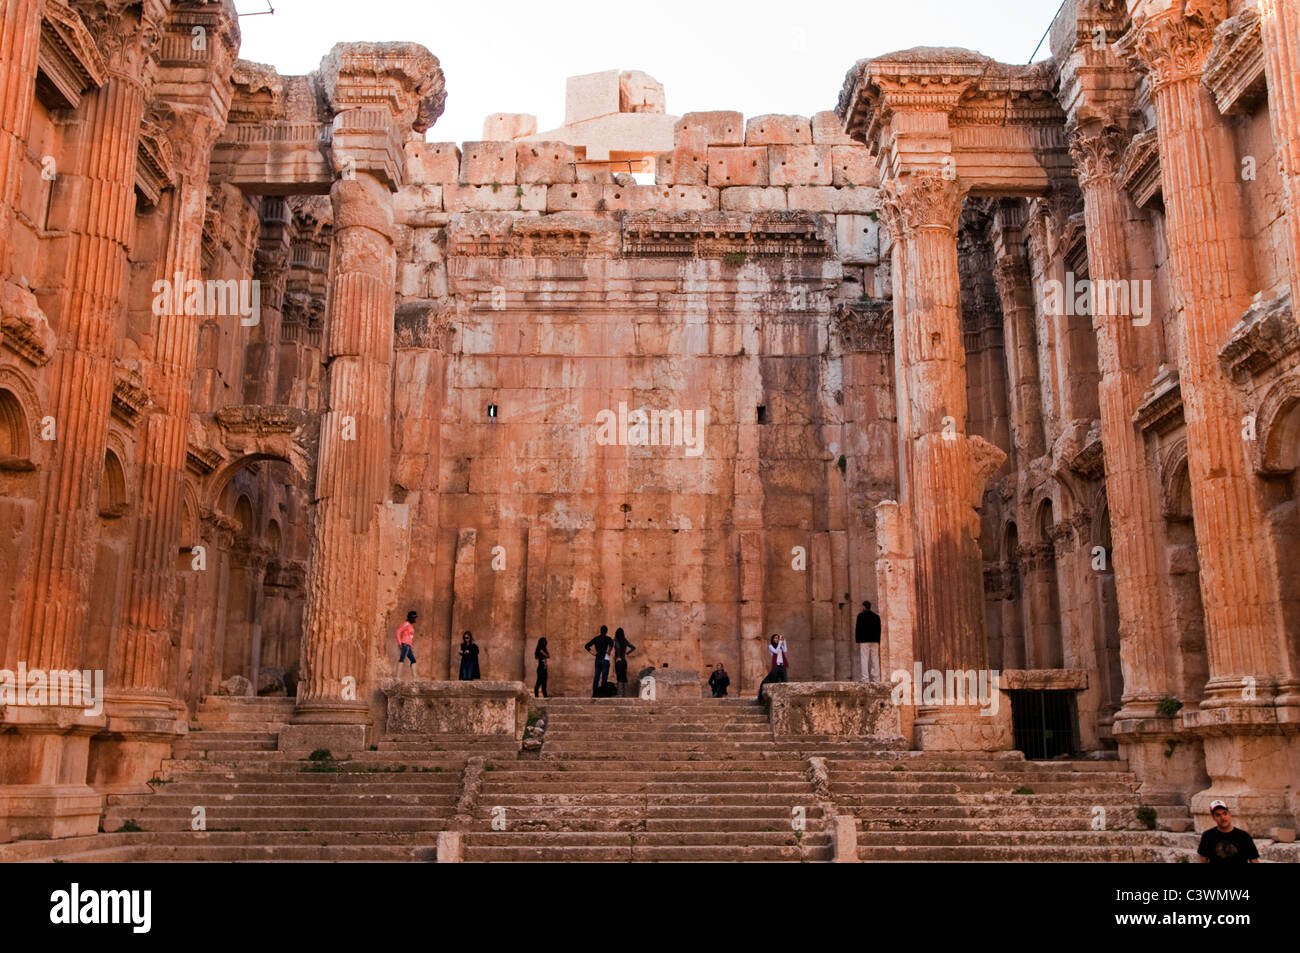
left=1196, top=800, right=1260, bottom=863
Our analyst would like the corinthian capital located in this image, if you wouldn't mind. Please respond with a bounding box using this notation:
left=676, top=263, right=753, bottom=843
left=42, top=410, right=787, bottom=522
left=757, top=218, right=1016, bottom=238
left=318, top=42, right=446, bottom=134
left=881, top=171, right=967, bottom=241
left=71, top=0, right=167, bottom=83
left=1118, top=0, right=1229, bottom=91
left=1067, top=121, right=1128, bottom=187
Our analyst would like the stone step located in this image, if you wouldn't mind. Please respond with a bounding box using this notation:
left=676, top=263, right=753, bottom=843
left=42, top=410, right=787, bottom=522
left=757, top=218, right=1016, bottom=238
left=462, top=843, right=830, bottom=862
left=854, top=844, right=1187, bottom=862
left=858, top=817, right=1149, bottom=832
left=458, top=831, right=829, bottom=848
left=100, top=816, right=452, bottom=833
left=109, top=794, right=458, bottom=808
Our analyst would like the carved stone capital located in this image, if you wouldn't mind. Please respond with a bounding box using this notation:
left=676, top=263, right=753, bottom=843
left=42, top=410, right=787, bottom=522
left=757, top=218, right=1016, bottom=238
left=71, top=0, right=167, bottom=86
left=1067, top=121, right=1128, bottom=188
left=1119, top=0, right=1228, bottom=92
left=992, top=254, right=1030, bottom=308
left=318, top=42, right=446, bottom=133
left=881, top=171, right=967, bottom=241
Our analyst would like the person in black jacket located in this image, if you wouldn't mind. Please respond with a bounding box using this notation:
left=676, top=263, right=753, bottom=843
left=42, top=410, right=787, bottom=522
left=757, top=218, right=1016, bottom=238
left=534, top=637, right=549, bottom=698
left=458, top=631, right=481, bottom=681
left=613, top=627, right=637, bottom=696
left=584, top=625, right=613, bottom=697
left=708, top=663, right=730, bottom=698
left=855, top=601, right=882, bottom=682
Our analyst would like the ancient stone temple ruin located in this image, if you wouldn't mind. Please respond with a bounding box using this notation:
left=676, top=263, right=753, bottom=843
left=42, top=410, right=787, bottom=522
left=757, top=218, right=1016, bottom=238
left=0, top=0, right=1297, bottom=861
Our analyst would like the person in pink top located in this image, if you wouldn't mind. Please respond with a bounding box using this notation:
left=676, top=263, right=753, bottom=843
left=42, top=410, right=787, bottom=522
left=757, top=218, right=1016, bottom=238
left=396, top=610, right=418, bottom=677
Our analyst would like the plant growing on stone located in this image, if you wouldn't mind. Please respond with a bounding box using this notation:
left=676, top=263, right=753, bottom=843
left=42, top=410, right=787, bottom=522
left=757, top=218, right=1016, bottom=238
left=1136, top=805, right=1158, bottom=830
left=1156, top=695, right=1184, bottom=718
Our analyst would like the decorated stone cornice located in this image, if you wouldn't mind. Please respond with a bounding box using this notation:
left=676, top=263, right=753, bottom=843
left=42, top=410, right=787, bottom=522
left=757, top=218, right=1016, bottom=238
left=158, top=0, right=241, bottom=72
left=1, top=282, right=56, bottom=367
left=71, top=0, right=168, bottom=86
left=881, top=171, right=967, bottom=240
left=1218, top=291, right=1298, bottom=385
left=1118, top=0, right=1228, bottom=93
left=1069, top=420, right=1106, bottom=481
left=37, top=0, right=107, bottom=110
left=1134, top=365, right=1184, bottom=436
left=620, top=210, right=832, bottom=259
left=831, top=299, right=893, bottom=353
left=836, top=48, right=993, bottom=148
left=215, top=405, right=312, bottom=437
left=1202, top=4, right=1266, bottom=115
left=111, top=366, right=150, bottom=426
left=135, top=118, right=175, bottom=207
left=186, top=440, right=223, bottom=476
left=1118, top=128, right=1162, bottom=207
left=227, top=59, right=285, bottom=123
left=316, top=43, right=446, bottom=189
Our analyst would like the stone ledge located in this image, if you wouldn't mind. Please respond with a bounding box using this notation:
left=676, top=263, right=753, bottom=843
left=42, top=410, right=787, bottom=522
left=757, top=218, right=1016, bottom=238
left=379, top=679, right=530, bottom=740
left=765, top=682, right=905, bottom=747
left=1000, top=669, right=1089, bottom=691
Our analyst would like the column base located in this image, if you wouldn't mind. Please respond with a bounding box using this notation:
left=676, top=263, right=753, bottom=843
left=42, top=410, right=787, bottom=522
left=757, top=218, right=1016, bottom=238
left=88, top=692, right=188, bottom=795
left=279, top=698, right=371, bottom=759
left=0, top=705, right=106, bottom=843
left=1185, top=701, right=1300, bottom=834
left=913, top=703, right=1013, bottom=752
left=1112, top=712, right=1208, bottom=806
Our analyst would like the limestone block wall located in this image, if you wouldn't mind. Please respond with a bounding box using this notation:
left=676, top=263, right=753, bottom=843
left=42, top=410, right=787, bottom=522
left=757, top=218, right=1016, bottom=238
left=386, top=114, right=893, bottom=694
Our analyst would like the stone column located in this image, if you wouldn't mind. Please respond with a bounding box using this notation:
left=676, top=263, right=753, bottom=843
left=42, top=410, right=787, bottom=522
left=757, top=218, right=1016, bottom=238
left=1259, top=0, right=1300, bottom=313
left=882, top=171, right=1010, bottom=751
left=96, top=5, right=240, bottom=794
left=1123, top=1, right=1295, bottom=830
left=990, top=208, right=1047, bottom=465
left=1068, top=117, right=1200, bottom=790
left=0, top=0, right=44, bottom=281
left=285, top=43, right=444, bottom=755
left=0, top=1, right=165, bottom=840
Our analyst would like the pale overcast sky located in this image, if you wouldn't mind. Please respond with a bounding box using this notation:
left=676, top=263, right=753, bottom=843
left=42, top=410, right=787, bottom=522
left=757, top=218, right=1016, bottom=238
left=232, top=0, right=1064, bottom=145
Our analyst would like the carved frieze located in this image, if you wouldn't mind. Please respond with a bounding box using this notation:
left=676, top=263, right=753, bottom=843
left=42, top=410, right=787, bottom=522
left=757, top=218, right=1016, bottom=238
left=1118, top=129, right=1162, bottom=208
left=1134, top=366, right=1185, bottom=436
left=831, top=300, right=893, bottom=353
left=135, top=118, right=175, bottom=207
left=36, top=0, right=106, bottom=110
left=1218, top=292, right=1298, bottom=385
left=111, top=366, right=150, bottom=426
left=1203, top=5, right=1266, bottom=115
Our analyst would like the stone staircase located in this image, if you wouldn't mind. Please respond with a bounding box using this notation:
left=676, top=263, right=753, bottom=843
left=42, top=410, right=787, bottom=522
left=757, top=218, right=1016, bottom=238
left=457, top=698, right=1193, bottom=862
left=1, top=693, right=1199, bottom=862
left=462, top=698, right=834, bottom=861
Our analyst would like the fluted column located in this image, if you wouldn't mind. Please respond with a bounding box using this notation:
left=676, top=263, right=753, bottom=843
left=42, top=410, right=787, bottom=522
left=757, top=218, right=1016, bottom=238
left=1068, top=123, right=1176, bottom=710
left=991, top=247, right=1046, bottom=464
left=284, top=43, right=445, bottom=753
left=1123, top=4, right=1286, bottom=699
left=1123, top=0, right=1296, bottom=830
left=883, top=171, right=1010, bottom=750
left=0, top=0, right=43, bottom=280
left=113, top=115, right=227, bottom=700
left=1259, top=0, right=1300, bottom=313
left=15, top=1, right=164, bottom=673
left=297, top=170, right=396, bottom=716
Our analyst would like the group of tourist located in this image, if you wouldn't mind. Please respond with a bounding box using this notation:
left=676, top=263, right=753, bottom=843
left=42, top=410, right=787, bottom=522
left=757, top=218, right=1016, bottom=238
left=392, top=598, right=886, bottom=697
left=393, top=610, right=481, bottom=682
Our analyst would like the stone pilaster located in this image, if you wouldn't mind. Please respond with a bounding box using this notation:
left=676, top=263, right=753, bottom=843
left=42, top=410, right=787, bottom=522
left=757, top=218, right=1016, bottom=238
left=1259, top=0, right=1300, bottom=314
left=0, top=0, right=44, bottom=281
left=287, top=43, right=444, bottom=750
left=991, top=234, right=1047, bottom=465
left=1, top=0, right=163, bottom=840
left=882, top=171, right=1010, bottom=751
left=93, top=3, right=241, bottom=795
left=1123, top=0, right=1297, bottom=830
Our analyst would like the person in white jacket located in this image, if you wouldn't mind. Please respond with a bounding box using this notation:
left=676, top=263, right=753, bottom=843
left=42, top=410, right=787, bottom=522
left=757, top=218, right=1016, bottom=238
left=757, top=633, right=788, bottom=699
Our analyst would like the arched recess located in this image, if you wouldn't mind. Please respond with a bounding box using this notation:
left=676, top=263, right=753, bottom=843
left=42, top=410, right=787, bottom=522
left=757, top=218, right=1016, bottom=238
left=1254, top=380, right=1300, bottom=674
left=1025, top=496, right=1064, bottom=669
left=199, top=451, right=308, bottom=695
left=0, top=367, right=41, bottom=471
left=1160, top=440, right=1208, bottom=703
left=99, top=449, right=128, bottom=519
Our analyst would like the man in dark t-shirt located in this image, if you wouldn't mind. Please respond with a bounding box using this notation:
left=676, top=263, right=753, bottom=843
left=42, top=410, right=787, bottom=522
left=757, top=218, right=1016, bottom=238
left=1197, top=800, right=1260, bottom=863
left=585, top=625, right=614, bottom=697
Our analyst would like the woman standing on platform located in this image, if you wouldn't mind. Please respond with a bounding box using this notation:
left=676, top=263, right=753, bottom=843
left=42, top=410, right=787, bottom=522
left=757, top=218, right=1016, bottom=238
left=459, top=631, right=481, bottom=681
left=534, top=637, right=549, bottom=698
left=757, top=633, right=788, bottom=699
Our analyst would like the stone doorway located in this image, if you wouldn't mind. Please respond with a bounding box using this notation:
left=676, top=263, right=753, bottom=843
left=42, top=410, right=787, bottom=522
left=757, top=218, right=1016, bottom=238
left=1008, top=689, right=1079, bottom=760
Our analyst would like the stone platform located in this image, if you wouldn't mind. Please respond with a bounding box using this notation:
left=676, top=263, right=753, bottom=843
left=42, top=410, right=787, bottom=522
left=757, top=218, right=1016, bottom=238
left=379, top=680, right=531, bottom=742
